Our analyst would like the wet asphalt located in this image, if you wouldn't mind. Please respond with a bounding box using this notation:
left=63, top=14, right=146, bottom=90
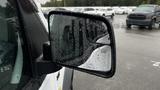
left=72, top=15, right=160, bottom=90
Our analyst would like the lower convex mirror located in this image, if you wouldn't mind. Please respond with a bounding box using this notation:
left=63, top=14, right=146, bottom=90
left=48, top=11, right=116, bottom=78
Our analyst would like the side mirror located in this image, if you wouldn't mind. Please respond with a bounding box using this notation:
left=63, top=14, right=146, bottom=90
left=48, top=11, right=116, bottom=78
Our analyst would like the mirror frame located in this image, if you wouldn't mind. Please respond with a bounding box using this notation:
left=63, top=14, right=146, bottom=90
left=48, top=11, right=116, bottom=78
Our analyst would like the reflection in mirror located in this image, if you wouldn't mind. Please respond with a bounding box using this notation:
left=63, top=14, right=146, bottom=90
left=49, top=14, right=111, bottom=72
left=79, top=45, right=111, bottom=71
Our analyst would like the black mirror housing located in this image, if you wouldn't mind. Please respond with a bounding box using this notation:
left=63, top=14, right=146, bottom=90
left=48, top=11, right=116, bottom=78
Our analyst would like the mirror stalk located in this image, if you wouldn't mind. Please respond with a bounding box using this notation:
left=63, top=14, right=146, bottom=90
left=34, top=42, right=62, bottom=76
left=43, top=42, right=52, bottom=61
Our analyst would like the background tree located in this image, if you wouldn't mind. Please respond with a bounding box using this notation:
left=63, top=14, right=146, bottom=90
left=41, top=0, right=160, bottom=7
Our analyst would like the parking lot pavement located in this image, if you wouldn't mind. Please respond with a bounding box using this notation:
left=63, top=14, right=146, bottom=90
left=73, top=15, right=160, bottom=90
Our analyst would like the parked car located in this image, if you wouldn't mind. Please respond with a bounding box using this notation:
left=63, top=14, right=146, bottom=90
left=121, top=7, right=133, bottom=14
left=114, top=7, right=125, bottom=14
left=99, top=8, right=115, bottom=19
left=0, top=0, right=116, bottom=90
left=83, top=8, right=97, bottom=14
left=83, top=8, right=113, bottom=19
left=73, top=7, right=84, bottom=13
left=126, top=4, right=160, bottom=29
left=106, top=8, right=115, bottom=16
left=129, top=6, right=137, bottom=11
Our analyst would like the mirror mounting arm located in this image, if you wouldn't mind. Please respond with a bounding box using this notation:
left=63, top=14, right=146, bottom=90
left=43, top=42, right=52, bottom=61
left=34, top=42, right=62, bottom=76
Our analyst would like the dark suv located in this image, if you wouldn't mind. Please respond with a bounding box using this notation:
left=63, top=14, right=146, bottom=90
left=126, top=4, right=160, bottom=29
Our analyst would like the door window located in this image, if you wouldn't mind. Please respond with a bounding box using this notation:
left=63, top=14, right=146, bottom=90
left=0, top=0, right=22, bottom=90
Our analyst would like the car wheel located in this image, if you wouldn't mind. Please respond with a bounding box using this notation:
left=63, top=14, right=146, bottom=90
left=111, top=15, right=114, bottom=19
left=102, top=14, right=105, bottom=17
left=148, top=19, right=155, bottom=30
left=127, top=24, right=131, bottom=29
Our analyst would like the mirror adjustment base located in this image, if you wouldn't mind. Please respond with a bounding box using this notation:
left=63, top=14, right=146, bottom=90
left=35, top=55, right=62, bottom=76
left=34, top=41, right=62, bottom=76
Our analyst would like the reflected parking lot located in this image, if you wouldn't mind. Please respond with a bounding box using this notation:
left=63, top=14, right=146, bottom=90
left=73, top=15, right=160, bottom=90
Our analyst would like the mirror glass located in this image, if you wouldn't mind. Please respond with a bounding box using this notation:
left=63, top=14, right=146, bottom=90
left=49, top=14, right=111, bottom=72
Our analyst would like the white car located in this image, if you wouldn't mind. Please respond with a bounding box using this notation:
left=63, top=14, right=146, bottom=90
left=107, top=8, right=115, bottom=15
left=129, top=6, right=137, bottom=11
left=83, top=8, right=112, bottom=18
left=126, top=8, right=133, bottom=14
left=73, top=7, right=84, bottom=13
left=83, top=8, right=96, bottom=14
left=120, top=7, right=133, bottom=14
left=98, top=8, right=114, bottom=19
left=115, top=7, right=125, bottom=14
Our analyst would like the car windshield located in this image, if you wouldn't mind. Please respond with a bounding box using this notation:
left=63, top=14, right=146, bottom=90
left=84, top=8, right=94, bottom=11
left=135, top=6, right=155, bottom=12
left=107, top=8, right=113, bottom=11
